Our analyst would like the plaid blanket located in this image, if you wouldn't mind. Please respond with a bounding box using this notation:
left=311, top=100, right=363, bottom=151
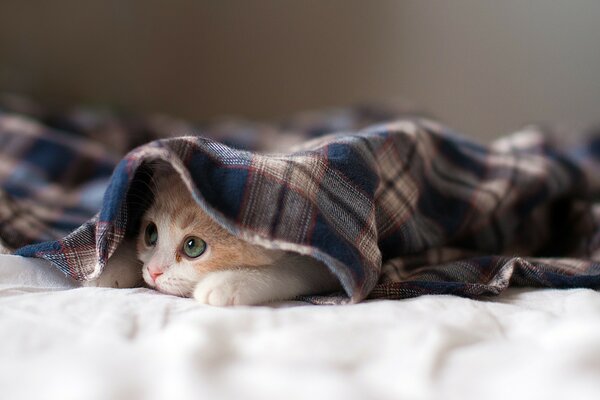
left=2, top=95, right=600, bottom=304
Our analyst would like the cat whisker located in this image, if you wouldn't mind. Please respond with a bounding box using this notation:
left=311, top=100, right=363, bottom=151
left=134, top=179, right=160, bottom=198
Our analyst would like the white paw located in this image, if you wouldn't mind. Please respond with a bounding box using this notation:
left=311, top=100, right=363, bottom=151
left=81, top=241, right=143, bottom=288
left=81, top=262, right=140, bottom=288
left=81, top=268, right=122, bottom=288
left=193, top=270, right=261, bottom=306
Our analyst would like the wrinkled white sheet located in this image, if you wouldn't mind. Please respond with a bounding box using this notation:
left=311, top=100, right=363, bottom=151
left=2, top=254, right=600, bottom=400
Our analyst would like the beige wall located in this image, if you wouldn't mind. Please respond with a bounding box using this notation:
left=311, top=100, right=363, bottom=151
left=1, top=1, right=599, bottom=140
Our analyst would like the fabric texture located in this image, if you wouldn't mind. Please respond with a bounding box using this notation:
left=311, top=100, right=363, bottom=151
left=4, top=254, right=600, bottom=400
left=2, top=95, right=600, bottom=303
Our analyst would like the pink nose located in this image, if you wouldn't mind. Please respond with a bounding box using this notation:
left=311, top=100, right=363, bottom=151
left=148, top=267, right=163, bottom=282
left=150, top=271, right=163, bottom=282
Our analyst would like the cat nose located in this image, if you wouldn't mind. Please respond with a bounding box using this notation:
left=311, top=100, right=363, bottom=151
left=150, top=270, right=163, bottom=282
left=148, top=265, right=164, bottom=282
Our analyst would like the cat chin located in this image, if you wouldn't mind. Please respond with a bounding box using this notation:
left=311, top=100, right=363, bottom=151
left=141, top=260, right=202, bottom=296
left=151, top=280, right=195, bottom=298
left=143, top=270, right=196, bottom=297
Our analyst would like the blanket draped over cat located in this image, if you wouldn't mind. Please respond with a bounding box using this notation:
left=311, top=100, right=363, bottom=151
left=2, top=96, right=600, bottom=304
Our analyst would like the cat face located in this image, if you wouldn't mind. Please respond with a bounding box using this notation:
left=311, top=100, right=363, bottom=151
left=136, top=169, right=280, bottom=297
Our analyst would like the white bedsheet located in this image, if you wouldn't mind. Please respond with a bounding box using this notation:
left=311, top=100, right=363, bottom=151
left=2, top=254, right=600, bottom=400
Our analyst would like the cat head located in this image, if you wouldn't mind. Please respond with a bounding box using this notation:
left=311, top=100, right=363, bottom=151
left=136, top=167, right=279, bottom=296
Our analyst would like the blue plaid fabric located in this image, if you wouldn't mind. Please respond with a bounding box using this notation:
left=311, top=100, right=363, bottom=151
left=2, top=95, right=600, bottom=303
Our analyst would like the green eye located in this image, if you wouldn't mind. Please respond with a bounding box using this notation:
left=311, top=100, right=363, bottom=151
left=144, top=222, right=158, bottom=246
left=182, top=236, right=207, bottom=258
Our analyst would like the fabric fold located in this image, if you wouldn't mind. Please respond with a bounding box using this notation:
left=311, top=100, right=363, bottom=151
left=2, top=99, right=600, bottom=303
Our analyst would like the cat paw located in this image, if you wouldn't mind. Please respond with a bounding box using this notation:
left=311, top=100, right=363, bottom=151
left=193, top=270, right=260, bottom=306
left=81, top=268, right=138, bottom=288
left=81, top=264, right=123, bottom=288
left=81, top=257, right=142, bottom=289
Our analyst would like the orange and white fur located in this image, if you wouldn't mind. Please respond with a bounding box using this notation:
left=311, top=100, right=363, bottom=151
left=87, top=168, right=339, bottom=306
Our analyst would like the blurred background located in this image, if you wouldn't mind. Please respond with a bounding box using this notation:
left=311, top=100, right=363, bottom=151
left=0, top=0, right=598, bottom=141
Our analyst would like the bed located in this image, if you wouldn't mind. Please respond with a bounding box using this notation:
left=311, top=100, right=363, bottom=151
left=3, top=253, right=600, bottom=400
left=3, top=98, right=600, bottom=399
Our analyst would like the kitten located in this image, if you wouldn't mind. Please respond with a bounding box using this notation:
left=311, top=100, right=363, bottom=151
left=130, top=167, right=340, bottom=306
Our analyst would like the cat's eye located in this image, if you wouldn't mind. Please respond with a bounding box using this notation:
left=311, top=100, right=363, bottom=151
left=182, top=236, right=207, bottom=258
left=144, top=222, right=158, bottom=246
